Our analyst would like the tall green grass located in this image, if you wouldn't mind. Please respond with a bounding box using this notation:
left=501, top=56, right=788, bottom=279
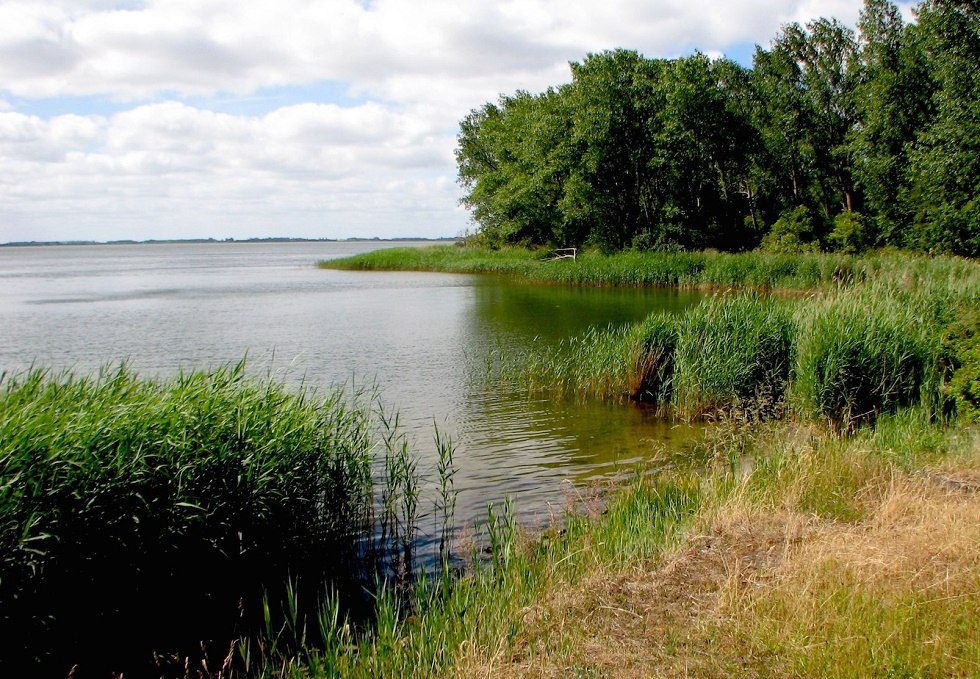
left=674, top=295, right=793, bottom=418
left=320, top=245, right=980, bottom=292
left=792, top=291, right=940, bottom=430
left=516, top=277, right=975, bottom=427
left=231, top=476, right=702, bottom=678
left=0, top=363, right=399, bottom=676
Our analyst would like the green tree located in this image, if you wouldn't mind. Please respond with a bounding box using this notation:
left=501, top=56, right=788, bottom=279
left=562, top=50, right=668, bottom=250
left=905, top=0, right=980, bottom=256
left=655, top=55, right=758, bottom=249
left=785, top=18, right=862, bottom=216
left=851, top=0, right=934, bottom=247
left=456, top=89, right=574, bottom=246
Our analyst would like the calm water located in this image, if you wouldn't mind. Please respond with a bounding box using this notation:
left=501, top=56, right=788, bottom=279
left=0, top=241, right=703, bottom=531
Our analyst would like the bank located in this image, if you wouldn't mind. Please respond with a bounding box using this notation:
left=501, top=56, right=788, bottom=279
left=4, top=247, right=977, bottom=677
left=274, top=247, right=980, bottom=677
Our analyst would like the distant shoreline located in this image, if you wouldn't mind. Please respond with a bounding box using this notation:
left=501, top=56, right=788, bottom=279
left=0, top=236, right=459, bottom=248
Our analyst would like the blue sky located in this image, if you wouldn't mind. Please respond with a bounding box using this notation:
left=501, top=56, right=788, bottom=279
left=0, top=0, right=914, bottom=243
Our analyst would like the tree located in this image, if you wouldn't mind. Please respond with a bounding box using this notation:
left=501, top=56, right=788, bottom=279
left=905, top=0, right=980, bottom=256
left=456, top=89, right=574, bottom=246
left=562, top=50, right=668, bottom=250
left=786, top=18, right=862, bottom=216
left=655, top=55, right=758, bottom=249
left=851, top=0, right=933, bottom=246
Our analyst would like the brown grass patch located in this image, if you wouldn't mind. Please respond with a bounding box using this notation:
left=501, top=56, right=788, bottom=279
left=458, top=453, right=980, bottom=678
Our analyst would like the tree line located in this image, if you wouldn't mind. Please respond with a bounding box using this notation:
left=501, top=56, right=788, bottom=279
left=455, top=0, right=979, bottom=257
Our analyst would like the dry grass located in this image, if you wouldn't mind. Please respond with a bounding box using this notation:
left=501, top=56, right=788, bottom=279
left=458, top=429, right=980, bottom=678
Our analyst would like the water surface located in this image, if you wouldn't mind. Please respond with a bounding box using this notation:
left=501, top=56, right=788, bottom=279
left=0, top=241, right=703, bottom=531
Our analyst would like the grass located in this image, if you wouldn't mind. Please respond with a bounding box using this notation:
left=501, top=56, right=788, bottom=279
left=320, top=244, right=980, bottom=291
left=178, top=248, right=980, bottom=676
left=455, top=413, right=980, bottom=679
left=0, top=362, right=426, bottom=677
left=225, top=408, right=979, bottom=678
left=512, top=273, right=977, bottom=427
left=228, top=475, right=704, bottom=678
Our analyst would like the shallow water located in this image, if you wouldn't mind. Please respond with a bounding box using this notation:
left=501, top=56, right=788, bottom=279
left=0, top=241, right=703, bottom=533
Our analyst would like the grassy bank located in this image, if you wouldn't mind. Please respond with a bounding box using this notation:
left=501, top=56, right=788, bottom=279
left=319, top=245, right=979, bottom=291
left=0, top=363, right=399, bottom=676
left=459, top=411, right=980, bottom=678
left=287, top=244, right=980, bottom=677
left=228, top=408, right=979, bottom=678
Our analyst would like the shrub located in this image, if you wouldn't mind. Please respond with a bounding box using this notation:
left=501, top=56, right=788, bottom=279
left=761, top=205, right=822, bottom=254
left=827, top=211, right=870, bottom=254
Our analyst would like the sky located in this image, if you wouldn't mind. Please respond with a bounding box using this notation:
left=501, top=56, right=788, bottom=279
left=0, top=0, right=915, bottom=243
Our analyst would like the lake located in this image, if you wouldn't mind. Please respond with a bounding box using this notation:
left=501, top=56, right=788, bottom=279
left=0, top=240, right=703, bottom=534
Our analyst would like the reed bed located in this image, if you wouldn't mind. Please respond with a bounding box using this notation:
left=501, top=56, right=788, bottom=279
left=515, top=273, right=977, bottom=428
left=233, top=477, right=702, bottom=678
left=792, top=291, right=939, bottom=428
left=320, top=245, right=980, bottom=292
left=673, top=295, right=793, bottom=418
left=240, top=247, right=979, bottom=676
left=239, top=407, right=978, bottom=678
left=0, top=363, right=386, bottom=676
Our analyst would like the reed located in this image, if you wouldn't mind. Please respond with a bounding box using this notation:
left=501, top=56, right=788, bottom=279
left=0, top=362, right=382, bottom=676
left=514, top=293, right=795, bottom=419
left=790, top=287, right=945, bottom=430
left=515, top=322, right=639, bottom=401
left=234, top=476, right=702, bottom=678
left=629, top=311, right=679, bottom=407
left=320, top=245, right=980, bottom=292
left=673, top=294, right=793, bottom=419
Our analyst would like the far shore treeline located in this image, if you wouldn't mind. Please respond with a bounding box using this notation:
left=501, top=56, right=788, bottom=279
left=455, top=0, right=979, bottom=257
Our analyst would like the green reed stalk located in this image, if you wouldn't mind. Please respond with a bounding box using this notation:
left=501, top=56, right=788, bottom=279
left=673, top=294, right=793, bottom=419
left=0, top=362, right=380, bottom=675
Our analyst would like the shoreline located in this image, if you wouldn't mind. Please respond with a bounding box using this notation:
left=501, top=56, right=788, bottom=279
left=3, top=244, right=977, bottom=676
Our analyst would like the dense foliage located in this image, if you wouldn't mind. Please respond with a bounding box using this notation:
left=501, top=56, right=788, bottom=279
left=456, top=0, right=979, bottom=257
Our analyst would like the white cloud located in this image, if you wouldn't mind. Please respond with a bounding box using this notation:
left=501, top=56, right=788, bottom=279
left=0, top=100, right=460, bottom=241
left=0, top=0, right=918, bottom=242
left=1, top=0, right=910, bottom=101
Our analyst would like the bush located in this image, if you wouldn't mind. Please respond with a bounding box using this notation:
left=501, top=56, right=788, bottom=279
left=761, top=205, right=822, bottom=254
left=827, top=211, right=870, bottom=254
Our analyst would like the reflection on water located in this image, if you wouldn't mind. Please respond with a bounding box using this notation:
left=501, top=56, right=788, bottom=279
left=0, top=242, right=704, bottom=533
